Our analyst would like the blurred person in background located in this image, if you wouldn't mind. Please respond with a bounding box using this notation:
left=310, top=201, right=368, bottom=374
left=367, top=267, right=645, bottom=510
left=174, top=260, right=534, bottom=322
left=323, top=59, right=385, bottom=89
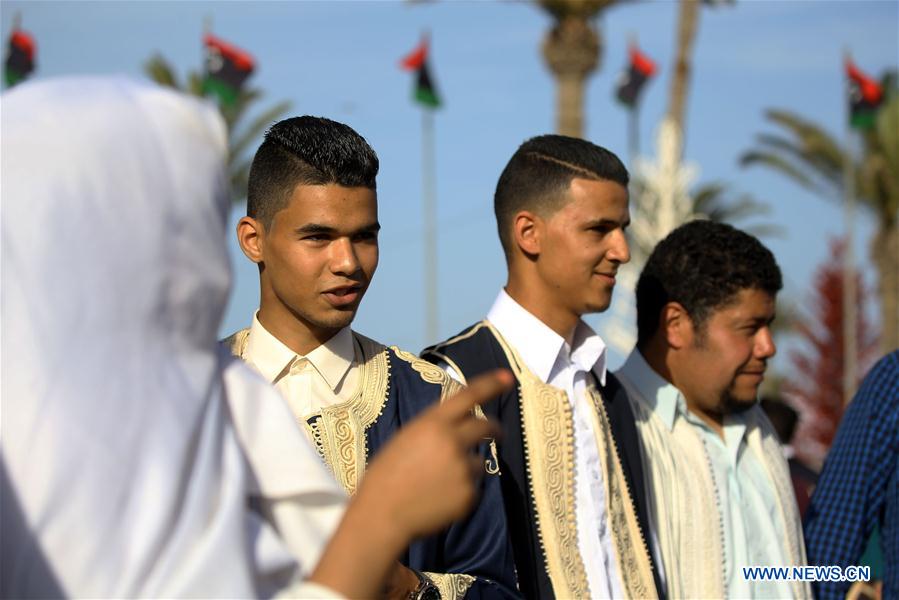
left=225, top=115, right=517, bottom=600
left=423, top=135, right=662, bottom=600
left=614, top=220, right=811, bottom=599
left=759, top=396, right=818, bottom=519
left=0, top=76, right=510, bottom=599
left=805, top=350, right=898, bottom=600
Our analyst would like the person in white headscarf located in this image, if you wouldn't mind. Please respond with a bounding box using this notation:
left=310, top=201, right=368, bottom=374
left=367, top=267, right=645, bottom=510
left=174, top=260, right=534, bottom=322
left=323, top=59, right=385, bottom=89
left=0, top=76, right=507, bottom=599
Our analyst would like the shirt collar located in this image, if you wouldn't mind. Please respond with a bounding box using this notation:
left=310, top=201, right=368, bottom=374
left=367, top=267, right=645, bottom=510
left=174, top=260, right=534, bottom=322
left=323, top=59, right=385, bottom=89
left=486, top=289, right=607, bottom=385
left=619, top=348, right=682, bottom=430
left=245, top=313, right=354, bottom=391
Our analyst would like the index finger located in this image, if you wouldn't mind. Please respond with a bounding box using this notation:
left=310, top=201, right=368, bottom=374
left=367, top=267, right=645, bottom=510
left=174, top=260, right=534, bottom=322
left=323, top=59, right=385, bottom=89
left=437, top=369, right=514, bottom=422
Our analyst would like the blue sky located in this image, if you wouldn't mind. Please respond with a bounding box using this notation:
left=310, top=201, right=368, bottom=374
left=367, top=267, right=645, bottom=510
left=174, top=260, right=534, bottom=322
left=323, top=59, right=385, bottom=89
left=3, top=0, right=896, bottom=372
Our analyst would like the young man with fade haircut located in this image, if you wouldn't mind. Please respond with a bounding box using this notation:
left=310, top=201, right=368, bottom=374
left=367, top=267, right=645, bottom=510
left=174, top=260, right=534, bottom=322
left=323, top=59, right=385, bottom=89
left=614, top=220, right=811, bottom=599
left=225, top=116, right=518, bottom=600
left=422, top=135, right=663, bottom=600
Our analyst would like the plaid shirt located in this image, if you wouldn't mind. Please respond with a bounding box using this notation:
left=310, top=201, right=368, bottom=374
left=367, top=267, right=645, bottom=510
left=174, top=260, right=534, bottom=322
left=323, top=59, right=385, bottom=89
left=804, top=351, right=899, bottom=599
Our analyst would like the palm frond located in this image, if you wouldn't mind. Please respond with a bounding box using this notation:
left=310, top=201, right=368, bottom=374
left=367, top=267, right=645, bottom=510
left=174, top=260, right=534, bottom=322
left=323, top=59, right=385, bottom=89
left=230, top=164, right=251, bottom=203
left=187, top=71, right=205, bottom=97
left=739, top=151, right=825, bottom=195
left=230, top=100, right=292, bottom=160
left=142, top=53, right=290, bottom=204
left=690, top=182, right=781, bottom=237
left=144, top=54, right=181, bottom=90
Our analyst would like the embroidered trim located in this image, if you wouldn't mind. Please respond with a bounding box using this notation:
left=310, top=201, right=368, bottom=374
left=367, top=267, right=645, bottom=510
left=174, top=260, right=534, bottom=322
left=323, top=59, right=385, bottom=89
left=305, top=333, right=389, bottom=495
left=397, top=344, right=501, bottom=475
left=483, top=321, right=589, bottom=599
left=425, top=349, right=469, bottom=386
left=391, top=346, right=461, bottom=401
left=423, top=572, right=476, bottom=600
left=585, top=383, right=658, bottom=599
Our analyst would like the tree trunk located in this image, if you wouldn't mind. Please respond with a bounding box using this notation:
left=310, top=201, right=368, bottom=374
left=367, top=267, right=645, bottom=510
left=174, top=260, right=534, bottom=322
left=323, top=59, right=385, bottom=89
left=667, top=0, right=701, bottom=146
left=542, top=16, right=600, bottom=138
left=871, top=220, right=899, bottom=352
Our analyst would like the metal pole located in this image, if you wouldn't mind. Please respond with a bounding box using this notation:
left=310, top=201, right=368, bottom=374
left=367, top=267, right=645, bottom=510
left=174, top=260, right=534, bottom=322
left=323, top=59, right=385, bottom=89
left=629, top=107, right=639, bottom=166
left=422, top=109, right=438, bottom=343
left=842, top=52, right=858, bottom=405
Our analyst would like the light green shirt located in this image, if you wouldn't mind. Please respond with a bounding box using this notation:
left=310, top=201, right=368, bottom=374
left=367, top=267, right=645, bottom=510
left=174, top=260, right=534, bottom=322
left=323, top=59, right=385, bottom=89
left=620, top=350, right=793, bottom=599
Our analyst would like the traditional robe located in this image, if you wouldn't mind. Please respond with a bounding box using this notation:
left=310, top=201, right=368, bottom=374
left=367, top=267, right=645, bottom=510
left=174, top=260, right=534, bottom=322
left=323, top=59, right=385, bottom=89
left=226, top=328, right=519, bottom=600
left=422, top=321, right=662, bottom=600
left=616, top=351, right=811, bottom=599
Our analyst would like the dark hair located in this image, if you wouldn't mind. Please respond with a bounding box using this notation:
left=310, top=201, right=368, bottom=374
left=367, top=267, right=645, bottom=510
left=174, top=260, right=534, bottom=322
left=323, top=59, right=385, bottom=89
left=494, top=134, right=629, bottom=258
left=247, top=116, right=379, bottom=228
left=759, top=396, right=798, bottom=444
left=635, top=220, right=783, bottom=346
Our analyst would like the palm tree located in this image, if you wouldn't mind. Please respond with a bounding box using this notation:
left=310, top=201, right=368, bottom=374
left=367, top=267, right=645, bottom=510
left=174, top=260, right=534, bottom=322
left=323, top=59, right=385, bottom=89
left=667, top=0, right=701, bottom=140
left=144, top=54, right=292, bottom=203
left=537, top=0, right=620, bottom=138
left=741, top=90, right=899, bottom=353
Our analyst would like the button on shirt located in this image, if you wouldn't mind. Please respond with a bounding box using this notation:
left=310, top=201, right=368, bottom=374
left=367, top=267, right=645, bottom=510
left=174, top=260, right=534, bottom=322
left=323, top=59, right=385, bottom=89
left=444, top=290, right=623, bottom=598
left=619, top=349, right=791, bottom=599
left=244, top=313, right=358, bottom=420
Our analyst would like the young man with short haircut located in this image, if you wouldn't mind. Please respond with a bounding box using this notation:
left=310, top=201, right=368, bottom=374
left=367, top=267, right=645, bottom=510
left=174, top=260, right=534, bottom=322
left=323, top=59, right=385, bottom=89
left=423, top=135, right=662, bottom=600
left=614, top=220, right=811, bottom=598
left=226, top=116, right=517, bottom=600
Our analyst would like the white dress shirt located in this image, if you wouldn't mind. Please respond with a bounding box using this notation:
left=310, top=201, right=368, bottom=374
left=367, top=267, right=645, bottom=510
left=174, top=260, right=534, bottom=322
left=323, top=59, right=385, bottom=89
left=443, top=289, right=623, bottom=598
left=245, top=315, right=359, bottom=420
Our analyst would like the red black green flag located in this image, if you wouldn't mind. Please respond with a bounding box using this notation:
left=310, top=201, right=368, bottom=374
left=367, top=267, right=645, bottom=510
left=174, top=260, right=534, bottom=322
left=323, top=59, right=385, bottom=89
left=5, top=29, right=36, bottom=87
left=400, top=37, right=441, bottom=109
left=846, top=58, right=883, bottom=129
left=203, top=33, right=255, bottom=107
left=615, top=43, right=656, bottom=108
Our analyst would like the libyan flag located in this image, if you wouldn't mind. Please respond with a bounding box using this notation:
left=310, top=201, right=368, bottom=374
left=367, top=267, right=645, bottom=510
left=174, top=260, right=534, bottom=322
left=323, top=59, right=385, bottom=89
left=615, top=42, right=656, bottom=108
left=203, top=33, right=255, bottom=106
left=5, top=29, right=36, bottom=87
left=400, top=37, right=441, bottom=109
left=846, top=58, right=882, bottom=129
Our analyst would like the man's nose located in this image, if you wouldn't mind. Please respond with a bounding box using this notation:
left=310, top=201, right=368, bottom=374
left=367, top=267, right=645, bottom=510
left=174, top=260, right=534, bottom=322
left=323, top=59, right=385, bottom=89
left=330, top=237, right=360, bottom=275
left=755, top=326, right=776, bottom=360
left=608, top=229, right=630, bottom=265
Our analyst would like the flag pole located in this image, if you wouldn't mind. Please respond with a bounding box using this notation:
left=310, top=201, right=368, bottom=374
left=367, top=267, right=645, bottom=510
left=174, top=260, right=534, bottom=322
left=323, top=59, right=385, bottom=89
left=627, top=33, right=639, bottom=164
left=422, top=108, right=438, bottom=343
left=629, top=107, right=639, bottom=166
left=842, top=49, right=858, bottom=405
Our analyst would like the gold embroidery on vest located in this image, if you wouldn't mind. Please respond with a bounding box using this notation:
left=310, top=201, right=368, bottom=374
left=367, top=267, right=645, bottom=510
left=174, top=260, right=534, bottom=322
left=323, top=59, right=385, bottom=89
left=424, top=572, right=476, bottom=600
left=306, top=333, right=390, bottom=495
left=483, top=321, right=589, bottom=599
left=391, top=346, right=461, bottom=400
left=394, top=344, right=501, bottom=475
left=586, top=383, right=658, bottom=599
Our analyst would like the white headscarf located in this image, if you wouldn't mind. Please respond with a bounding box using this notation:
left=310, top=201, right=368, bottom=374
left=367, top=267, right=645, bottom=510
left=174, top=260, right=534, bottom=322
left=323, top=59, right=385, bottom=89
left=1, top=76, right=344, bottom=598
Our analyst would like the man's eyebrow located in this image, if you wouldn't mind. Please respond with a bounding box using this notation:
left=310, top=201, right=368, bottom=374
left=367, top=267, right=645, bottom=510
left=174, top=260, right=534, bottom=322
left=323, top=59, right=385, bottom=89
left=294, top=222, right=381, bottom=235
left=585, top=217, right=630, bottom=228
left=294, top=223, right=337, bottom=235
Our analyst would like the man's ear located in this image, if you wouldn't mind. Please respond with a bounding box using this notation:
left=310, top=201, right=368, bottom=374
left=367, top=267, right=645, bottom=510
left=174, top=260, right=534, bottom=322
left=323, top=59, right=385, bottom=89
left=237, top=216, right=265, bottom=264
left=512, top=210, right=542, bottom=257
left=662, top=302, right=693, bottom=350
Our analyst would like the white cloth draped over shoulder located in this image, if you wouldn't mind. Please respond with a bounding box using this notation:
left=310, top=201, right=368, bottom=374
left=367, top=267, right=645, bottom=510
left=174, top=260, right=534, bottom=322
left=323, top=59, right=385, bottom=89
left=0, top=76, right=345, bottom=598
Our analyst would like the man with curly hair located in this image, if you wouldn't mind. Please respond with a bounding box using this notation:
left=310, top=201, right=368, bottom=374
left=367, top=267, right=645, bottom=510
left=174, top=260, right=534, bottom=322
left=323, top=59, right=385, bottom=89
left=614, top=220, right=811, bottom=599
left=224, top=116, right=517, bottom=600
